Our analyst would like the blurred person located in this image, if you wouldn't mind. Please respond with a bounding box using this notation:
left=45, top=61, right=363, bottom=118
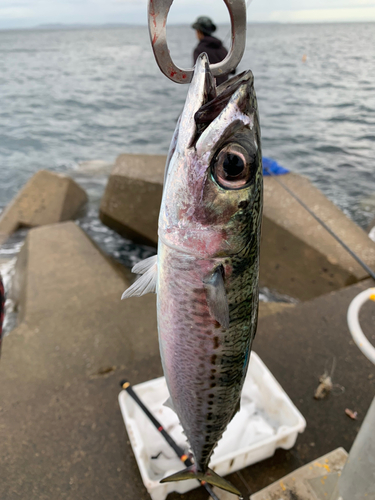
left=192, top=16, right=232, bottom=85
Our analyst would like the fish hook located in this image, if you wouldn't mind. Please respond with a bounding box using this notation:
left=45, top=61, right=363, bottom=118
left=148, top=0, right=247, bottom=84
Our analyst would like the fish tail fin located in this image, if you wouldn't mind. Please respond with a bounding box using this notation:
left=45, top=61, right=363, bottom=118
left=160, top=465, right=242, bottom=497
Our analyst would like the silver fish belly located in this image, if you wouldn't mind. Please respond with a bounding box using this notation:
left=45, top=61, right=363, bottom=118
left=157, top=238, right=260, bottom=468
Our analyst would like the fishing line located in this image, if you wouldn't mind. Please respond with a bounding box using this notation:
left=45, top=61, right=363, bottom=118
left=263, top=166, right=375, bottom=282
left=222, top=0, right=254, bottom=46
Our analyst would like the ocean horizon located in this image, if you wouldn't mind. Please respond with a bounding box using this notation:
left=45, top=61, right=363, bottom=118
left=1, top=20, right=375, bottom=31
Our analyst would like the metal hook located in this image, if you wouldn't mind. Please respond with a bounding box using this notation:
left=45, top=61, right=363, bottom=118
left=148, top=0, right=247, bottom=84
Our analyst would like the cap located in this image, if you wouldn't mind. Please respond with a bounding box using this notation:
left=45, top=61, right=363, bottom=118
left=192, top=16, right=217, bottom=36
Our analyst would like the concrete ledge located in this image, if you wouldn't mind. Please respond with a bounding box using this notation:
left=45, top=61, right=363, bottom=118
left=99, top=154, right=375, bottom=300
left=0, top=170, right=87, bottom=244
left=261, top=173, right=375, bottom=300
left=237, top=279, right=375, bottom=497
left=258, top=302, right=295, bottom=319
left=250, top=448, right=348, bottom=500
left=0, top=222, right=160, bottom=499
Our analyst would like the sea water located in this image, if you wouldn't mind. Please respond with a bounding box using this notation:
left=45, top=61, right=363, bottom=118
left=0, top=22, right=374, bottom=276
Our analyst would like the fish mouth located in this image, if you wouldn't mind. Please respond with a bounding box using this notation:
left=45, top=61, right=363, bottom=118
left=195, top=71, right=254, bottom=125
left=193, top=68, right=254, bottom=144
left=178, top=54, right=254, bottom=150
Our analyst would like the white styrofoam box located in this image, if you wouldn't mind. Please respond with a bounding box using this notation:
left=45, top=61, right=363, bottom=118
left=118, top=352, right=306, bottom=500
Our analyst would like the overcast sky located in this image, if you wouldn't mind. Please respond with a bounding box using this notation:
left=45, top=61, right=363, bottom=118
left=1, top=0, right=375, bottom=29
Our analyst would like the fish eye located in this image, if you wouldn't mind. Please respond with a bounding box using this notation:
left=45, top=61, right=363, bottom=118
left=212, top=144, right=255, bottom=189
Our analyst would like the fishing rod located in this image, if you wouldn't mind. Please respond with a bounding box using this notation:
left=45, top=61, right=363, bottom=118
left=119, top=380, right=222, bottom=500
left=263, top=166, right=375, bottom=282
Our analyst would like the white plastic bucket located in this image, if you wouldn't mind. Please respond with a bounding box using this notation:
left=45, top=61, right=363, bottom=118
left=118, top=352, right=306, bottom=500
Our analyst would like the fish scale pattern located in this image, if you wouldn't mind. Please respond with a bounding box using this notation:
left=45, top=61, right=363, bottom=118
left=157, top=172, right=263, bottom=470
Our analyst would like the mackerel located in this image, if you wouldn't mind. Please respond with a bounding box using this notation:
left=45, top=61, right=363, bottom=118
left=123, top=53, right=263, bottom=496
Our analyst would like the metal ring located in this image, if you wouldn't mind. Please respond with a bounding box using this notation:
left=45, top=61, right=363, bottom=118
left=148, top=0, right=247, bottom=84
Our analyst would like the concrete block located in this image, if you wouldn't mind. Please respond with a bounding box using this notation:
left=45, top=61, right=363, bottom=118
left=100, top=155, right=375, bottom=300
left=99, top=154, right=165, bottom=246
left=258, top=301, right=295, bottom=319
left=260, top=173, right=375, bottom=300
left=0, top=170, right=88, bottom=242
left=250, top=448, right=348, bottom=500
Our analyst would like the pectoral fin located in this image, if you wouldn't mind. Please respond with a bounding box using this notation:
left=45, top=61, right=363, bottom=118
left=131, top=255, right=157, bottom=275
left=121, top=255, right=158, bottom=299
left=203, top=265, right=229, bottom=329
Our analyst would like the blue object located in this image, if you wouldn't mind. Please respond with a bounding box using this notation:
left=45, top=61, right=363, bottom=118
left=262, top=157, right=289, bottom=176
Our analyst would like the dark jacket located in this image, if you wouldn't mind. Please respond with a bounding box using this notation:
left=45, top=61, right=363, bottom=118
left=193, top=35, right=229, bottom=85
